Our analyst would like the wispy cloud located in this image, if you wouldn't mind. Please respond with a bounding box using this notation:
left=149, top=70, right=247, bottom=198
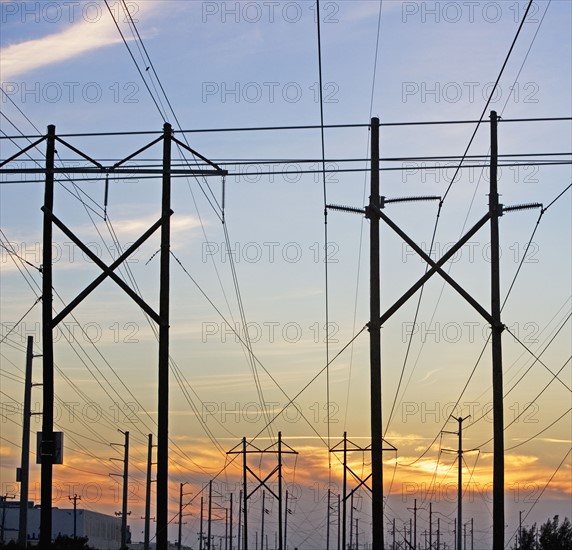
left=0, top=2, right=160, bottom=80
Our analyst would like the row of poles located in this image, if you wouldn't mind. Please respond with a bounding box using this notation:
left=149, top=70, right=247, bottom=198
left=1, top=112, right=535, bottom=548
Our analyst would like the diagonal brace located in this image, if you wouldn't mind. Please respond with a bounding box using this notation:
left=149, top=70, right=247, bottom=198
left=380, top=212, right=491, bottom=326
left=345, top=472, right=372, bottom=498
left=378, top=209, right=495, bottom=325
left=246, top=465, right=279, bottom=501
left=44, top=208, right=172, bottom=326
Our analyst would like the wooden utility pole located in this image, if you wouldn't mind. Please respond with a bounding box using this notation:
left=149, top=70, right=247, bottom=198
left=369, top=116, right=383, bottom=550
left=157, top=122, right=172, bottom=550
left=489, top=110, right=505, bottom=550
left=18, top=336, right=34, bottom=546
left=112, top=430, right=130, bottom=549
left=144, top=434, right=154, bottom=550
left=40, top=124, right=55, bottom=547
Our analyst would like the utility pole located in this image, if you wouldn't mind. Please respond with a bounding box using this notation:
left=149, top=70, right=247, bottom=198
left=406, top=499, right=417, bottom=550
left=327, top=488, right=331, bottom=550
left=40, top=124, right=56, bottom=547
left=350, top=492, right=354, bottom=550
left=489, top=110, right=505, bottom=550
left=437, top=517, right=440, bottom=550
left=229, top=494, right=233, bottom=550
left=429, top=503, right=432, bottom=550
left=337, top=494, right=341, bottom=550
left=238, top=490, right=242, bottom=550
left=157, top=121, right=172, bottom=550
left=284, top=491, right=289, bottom=550
left=261, top=491, right=266, bottom=550
left=18, top=335, right=35, bottom=546
left=178, top=482, right=191, bottom=550
left=68, top=494, right=81, bottom=539
left=368, top=116, right=383, bottom=550
left=209, top=480, right=213, bottom=550
left=199, top=496, right=204, bottom=550
left=144, top=434, right=155, bottom=550
left=227, top=433, right=297, bottom=550
left=111, top=430, right=130, bottom=549
left=470, top=518, right=473, bottom=550
left=463, top=523, right=467, bottom=550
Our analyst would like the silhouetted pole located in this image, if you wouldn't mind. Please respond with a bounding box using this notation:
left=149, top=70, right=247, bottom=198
left=283, top=491, right=288, bottom=550
left=349, top=492, right=354, bottom=549
left=230, top=495, right=233, bottom=550
left=157, top=121, right=172, bottom=550
left=278, top=432, right=283, bottom=550
left=456, top=418, right=466, bottom=550
left=144, top=434, right=153, bottom=550
left=200, top=496, right=204, bottom=550
left=261, top=491, right=266, bottom=550
left=369, top=116, right=383, bottom=550
left=238, top=490, right=242, bottom=550
left=243, top=438, right=248, bottom=550
left=40, top=124, right=56, bottom=547
left=179, top=482, right=188, bottom=550
left=327, top=488, right=331, bottom=550
left=18, top=336, right=34, bottom=546
left=68, top=494, right=80, bottom=539
left=342, top=432, right=347, bottom=550
left=489, top=110, right=504, bottom=550
left=337, top=494, right=340, bottom=550
left=208, top=481, right=213, bottom=550
left=429, top=503, right=432, bottom=550
left=119, top=430, right=130, bottom=548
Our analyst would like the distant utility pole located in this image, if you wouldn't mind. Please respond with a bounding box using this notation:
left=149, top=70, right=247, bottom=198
left=143, top=434, right=155, bottom=550
left=227, top=432, right=297, bottom=550
left=406, top=499, right=418, bottom=550
left=443, top=417, right=471, bottom=550
left=178, top=482, right=191, bottom=550
left=18, top=336, right=36, bottom=547
left=111, top=430, right=130, bottom=548
left=68, top=494, right=81, bottom=539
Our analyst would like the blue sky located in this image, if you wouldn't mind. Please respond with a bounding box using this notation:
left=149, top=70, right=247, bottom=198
left=1, top=1, right=571, bottom=548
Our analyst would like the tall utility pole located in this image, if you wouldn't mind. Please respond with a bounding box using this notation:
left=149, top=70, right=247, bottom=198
left=68, top=494, right=81, bottom=539
left=40, top=124, right=56, bottom=547
left=18, top=336, right=34, bottom=546
left=144, top=434, right=154, bottom=550
left=489, top=110, right=505, bottom=550
left=368, top=116, right=383, bottom=550
left=284, top=491, right=288, bottom=550
left=157, top=122, right=172, bottom=550
left=111, top=430, right=130, bottom=549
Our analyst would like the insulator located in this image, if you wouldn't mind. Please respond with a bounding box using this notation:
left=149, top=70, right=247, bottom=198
left=503, top=202, right=543, bottom=212
left=326, top=204, right=365, bottom=215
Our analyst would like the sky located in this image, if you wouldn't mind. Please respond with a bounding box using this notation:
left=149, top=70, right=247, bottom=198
left=0, top=1, right=571, bottom=548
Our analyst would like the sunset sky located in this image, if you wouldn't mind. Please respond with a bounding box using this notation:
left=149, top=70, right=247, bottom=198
left=1, top=1, right=570, bottom=548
